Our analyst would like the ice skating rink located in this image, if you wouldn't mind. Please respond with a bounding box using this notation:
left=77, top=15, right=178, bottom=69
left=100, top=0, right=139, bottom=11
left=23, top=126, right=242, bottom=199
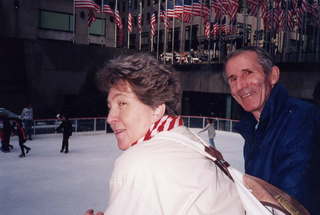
left=0, top=129, right=244, bottom=215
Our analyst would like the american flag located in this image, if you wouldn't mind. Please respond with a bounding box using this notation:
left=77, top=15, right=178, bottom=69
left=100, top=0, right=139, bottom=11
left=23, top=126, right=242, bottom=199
left=114, top=9, right=123, bottom=30
left=150, top=9, right=157, bottom=36
left=204, top=20, right=211, bottom=38
left=101, top=0, right=114, bottom=16
left=174, top=0, right=184, bottom=15
left=247, top=0, right=260, bottom=16
left=75, top=0, right=100, bottom=26
left=310, top=1, right=320, bottom=26
left=192, top=0, right=202, bottom=16
left=114, top=8, right=124, bottom=46
left=166, top=0, right=177, bottom=18
left=183, top=0, right=193, bottom=14
left=88, top=8, right=97, bottom=26
left=75, top=0, right=100, bottom=11
left=259, top=0, right=268, bottom=18
left=294, top=0, right=309, bottom=28
left=228, top=0, right=239, bottom=20
left=174, top=0, right=192, bottom=23
left=128, top=0, right=133, bottom=32
left=160, top=5, right=170, bottom=29
left=211, top=0, right=224, bottom=19
left=212, top=21, right=219, bottom=36
left=200, top=0, right=210, bottom=19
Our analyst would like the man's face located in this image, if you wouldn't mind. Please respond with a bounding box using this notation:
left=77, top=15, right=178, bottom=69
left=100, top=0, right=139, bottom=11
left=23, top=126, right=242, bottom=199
left=225, top=51, right=279, bottom=120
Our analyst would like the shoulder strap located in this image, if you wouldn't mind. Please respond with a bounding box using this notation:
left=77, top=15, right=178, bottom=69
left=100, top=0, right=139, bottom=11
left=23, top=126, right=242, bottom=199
left=157, top=130, right=310, bottom=215
left=157, top=130, right=234, bottom=181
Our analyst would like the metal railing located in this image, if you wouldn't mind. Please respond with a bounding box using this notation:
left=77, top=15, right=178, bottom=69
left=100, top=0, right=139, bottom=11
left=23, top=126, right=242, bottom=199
left=31, top=116, right=239, bottom=135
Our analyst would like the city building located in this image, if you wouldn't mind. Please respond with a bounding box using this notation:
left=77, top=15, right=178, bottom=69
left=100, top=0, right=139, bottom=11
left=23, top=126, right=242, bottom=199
left=1, top=0, right=319, bottom=63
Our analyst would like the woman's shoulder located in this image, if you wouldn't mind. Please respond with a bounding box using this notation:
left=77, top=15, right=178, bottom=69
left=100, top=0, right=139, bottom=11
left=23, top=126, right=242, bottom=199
left=115, top=127, right=206, bottom=172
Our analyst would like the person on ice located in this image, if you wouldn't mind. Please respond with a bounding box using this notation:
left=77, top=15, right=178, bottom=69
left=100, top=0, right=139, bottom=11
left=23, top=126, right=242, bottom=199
left=56, top=114, right=73, bottom=154
left=85, top=54, right=244, bottom=215
left=198, top=118, right=216, bottom=148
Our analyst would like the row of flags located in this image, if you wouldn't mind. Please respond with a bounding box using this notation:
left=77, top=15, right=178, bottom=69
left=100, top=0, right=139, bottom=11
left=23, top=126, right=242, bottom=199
left=247, top=0, right=320, bottom=32
left=151, top=0, right=239, bottom=37
left=151, top=0, right=320, bottom=37
left=74, top=0, right=124, bottom=44
left=74, top=0, right=120, bottom=28
left=75, top=0, right=320, bottom=45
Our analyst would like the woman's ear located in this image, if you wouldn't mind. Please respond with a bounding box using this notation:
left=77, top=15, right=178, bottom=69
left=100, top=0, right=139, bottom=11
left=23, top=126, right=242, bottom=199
left=153, top=104, right=166, bottom=122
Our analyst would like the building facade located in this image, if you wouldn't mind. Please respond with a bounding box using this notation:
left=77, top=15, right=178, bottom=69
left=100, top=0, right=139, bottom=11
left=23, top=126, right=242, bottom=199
left=1, top=0, right=319, bottom=63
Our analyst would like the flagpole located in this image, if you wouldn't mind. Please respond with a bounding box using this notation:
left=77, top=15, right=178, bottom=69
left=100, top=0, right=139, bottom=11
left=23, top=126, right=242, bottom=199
left=139, top=0, right=142, bottom=51
left=180, top=0, right=185, bottom=53
left=156, top=0, right=161, bottom=59
left=73, top=0, right=77, bottom=44
left=189, top=0, right=194, bottom=51
left=172, top=0, right=176, bottom=64
left=218, top=17, right=221, bottom=63
left=282, top=0, right=289, bottom=62
left=298, top=12, right=306, bottom=62
left=208, top=0, right=212, bottom=63
left=128, top=1, right=130, bottom=49
left=102, top=0, right=106, bottom=47
left=255, top=5, right=260, bottom=46
left=151, top=4, right=154, bottom=54
left=164, top=0, right=168, bottom=56
left=114, top=0, right=118, bottom=48
left=73, top=0, right=76, bottom=44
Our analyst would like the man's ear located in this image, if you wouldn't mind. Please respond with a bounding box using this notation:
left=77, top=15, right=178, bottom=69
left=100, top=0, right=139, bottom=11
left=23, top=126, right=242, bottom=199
left=153, top=104, right=166, bottom=122
left=269, top=66, right=280, bottom=86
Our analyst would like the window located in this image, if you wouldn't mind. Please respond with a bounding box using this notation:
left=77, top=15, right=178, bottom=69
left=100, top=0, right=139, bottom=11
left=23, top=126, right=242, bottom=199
left=39, top=10, right=74, bottom=32
left=89, top=18, right=106, bottom=36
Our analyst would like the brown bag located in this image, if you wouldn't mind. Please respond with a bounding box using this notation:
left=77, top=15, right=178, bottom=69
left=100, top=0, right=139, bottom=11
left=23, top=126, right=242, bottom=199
left=205, top=146, right=310, bottom=215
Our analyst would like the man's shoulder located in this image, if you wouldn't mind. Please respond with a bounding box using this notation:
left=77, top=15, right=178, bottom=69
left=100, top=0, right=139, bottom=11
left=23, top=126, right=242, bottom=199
left=286, top=97, right=320, bottom=119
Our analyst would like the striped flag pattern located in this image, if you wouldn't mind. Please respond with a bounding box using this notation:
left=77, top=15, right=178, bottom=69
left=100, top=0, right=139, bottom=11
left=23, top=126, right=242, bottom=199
left=128, top=0, right=133, bottom=32
left=75, top=0, right=100, bottom=26
left=101, top=0, right=114, bottom=16
left=75, top=0, right=100, bottom=10
left=150, top=0, right=157, bottom=36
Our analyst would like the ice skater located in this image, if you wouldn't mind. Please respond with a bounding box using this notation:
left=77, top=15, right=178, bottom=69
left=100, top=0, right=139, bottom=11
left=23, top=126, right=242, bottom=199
left=15, top=119, right=31, bottom=157
left=20, top=104, right=33, bottom=140
left=198, top=118, right=216, bottom=148
left=56, top=114, right=73, bottom=153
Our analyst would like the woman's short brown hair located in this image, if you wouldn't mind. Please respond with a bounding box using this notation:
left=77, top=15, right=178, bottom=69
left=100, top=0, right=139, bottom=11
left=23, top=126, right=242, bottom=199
left=97, top=53, right=181, bottom=115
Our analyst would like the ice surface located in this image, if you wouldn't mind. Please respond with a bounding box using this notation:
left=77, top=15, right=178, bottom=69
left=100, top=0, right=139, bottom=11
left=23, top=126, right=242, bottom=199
left=0, top=129, right=244, bottom=215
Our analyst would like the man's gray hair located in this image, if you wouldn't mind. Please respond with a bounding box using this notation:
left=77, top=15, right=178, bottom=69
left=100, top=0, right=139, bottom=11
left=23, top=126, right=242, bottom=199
left=223, top=46, right=275, bottom=81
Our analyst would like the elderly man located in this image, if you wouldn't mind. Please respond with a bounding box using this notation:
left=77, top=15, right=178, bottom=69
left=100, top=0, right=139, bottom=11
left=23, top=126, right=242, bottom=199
left=224, top=46, right=320, bottom=214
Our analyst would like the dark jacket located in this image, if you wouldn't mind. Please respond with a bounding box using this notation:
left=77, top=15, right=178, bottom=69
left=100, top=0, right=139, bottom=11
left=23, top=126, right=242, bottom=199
left=235, top=84, right=320, bottom=214
left=56, top=119, right=73, bottom=137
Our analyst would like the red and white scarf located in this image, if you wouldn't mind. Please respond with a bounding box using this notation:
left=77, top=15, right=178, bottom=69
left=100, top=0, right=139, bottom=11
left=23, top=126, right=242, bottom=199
left=132, top=115, right=183, bottom=146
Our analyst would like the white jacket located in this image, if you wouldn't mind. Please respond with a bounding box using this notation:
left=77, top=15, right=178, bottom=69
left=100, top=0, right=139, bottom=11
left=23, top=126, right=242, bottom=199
left=105, top=126, right=244, bottom=215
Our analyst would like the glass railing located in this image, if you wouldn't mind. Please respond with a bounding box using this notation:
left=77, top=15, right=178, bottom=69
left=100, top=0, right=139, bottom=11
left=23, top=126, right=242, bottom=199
left=32, top=116, right=239, bottom=135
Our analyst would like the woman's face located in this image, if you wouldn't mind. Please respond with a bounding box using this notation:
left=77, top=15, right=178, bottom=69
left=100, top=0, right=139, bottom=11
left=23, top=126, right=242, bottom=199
left=107, top=82, right=157, bottom=150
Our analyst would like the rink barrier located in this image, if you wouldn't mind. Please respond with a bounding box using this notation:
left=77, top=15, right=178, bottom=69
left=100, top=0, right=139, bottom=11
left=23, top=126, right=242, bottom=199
left=31, top=116, right=239, bottom=135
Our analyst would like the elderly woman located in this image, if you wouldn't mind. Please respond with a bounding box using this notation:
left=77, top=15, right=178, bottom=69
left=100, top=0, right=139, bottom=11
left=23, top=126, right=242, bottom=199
left=88, top=54, right=244, bottom=215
